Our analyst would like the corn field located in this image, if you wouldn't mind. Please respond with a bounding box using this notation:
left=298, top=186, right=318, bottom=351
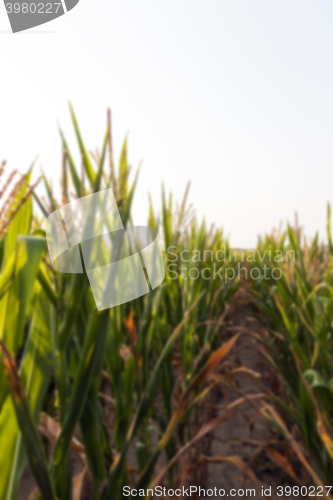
left=1, top=106, right=333, bottom=499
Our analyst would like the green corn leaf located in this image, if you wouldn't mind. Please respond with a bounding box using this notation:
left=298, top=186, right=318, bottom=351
left=80, top=393, right=106, bottom=485
left=56, top=125, right=110, bottom=354
left=37, top=263, right=58, bottom=308
left=32, top=191, right=49, bottom=218
left=0, top=253, right=15, bottom=301
left=3, top=173, right=32, bottom=265
left=0, top=236, right=46, bottom=409
left=106, top=292, right=205, bottom=498
left=0, top=291, right=54, bottom=500
left=120, top=164, right=140, bottom=225
left=162, top=185, right=171, bottom=250
left=52, top=310, right=110, bottom=497
left=0, top=236, right=46, bottom=350
left=327, top=204, right=333, bottom=256
left=57, top=128, right=114, bottom=353
left=136, top=335, right=239, bottom=488
left=69, top=102, right=96, bottom=186
left=41, top=169, right=56, bottom=213
left=80, top=328, right=108, bottom=488
left=57, top=273, right=88, bottom=352
left=0, top=239, right=4, bottom=270
left=118, top=137, right=128, bottom=198
left=59, top=127, right=82, bottom=198
left=148, top=194, right=156, bottom=229
left=93, top=126, right=109, bottom=194
left=304, top=369, right=327, bottom=389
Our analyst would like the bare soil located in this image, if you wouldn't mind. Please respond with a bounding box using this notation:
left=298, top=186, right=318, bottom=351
left=204, top=302, right=300, bottom=500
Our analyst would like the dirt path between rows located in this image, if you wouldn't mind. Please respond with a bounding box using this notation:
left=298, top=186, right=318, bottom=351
left=204, top=299, right=304, bottom=500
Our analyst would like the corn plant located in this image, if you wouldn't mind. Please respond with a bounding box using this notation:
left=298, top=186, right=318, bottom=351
left=0, top=106, right=239, bottom=500
left=249, top=210, right=333, bottom=486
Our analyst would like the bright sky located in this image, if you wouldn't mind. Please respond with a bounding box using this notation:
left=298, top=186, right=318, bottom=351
left=1, top=0, right=333, bottom=247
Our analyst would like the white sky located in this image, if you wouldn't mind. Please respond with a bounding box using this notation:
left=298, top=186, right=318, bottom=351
left=1, top=0, right=333, bottom=247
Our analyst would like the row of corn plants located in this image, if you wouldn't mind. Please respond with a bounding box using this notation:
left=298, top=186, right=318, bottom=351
left=248, top=212, right=333, bottom=488
left=0, top=106, right=240, bottom=499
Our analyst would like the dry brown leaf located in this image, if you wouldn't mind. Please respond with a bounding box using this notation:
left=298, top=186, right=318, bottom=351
left=0, top=339, right=23, bottom=399
left=261, top=403, right=332, bottom=498
left=293, top=352, right=333, bottom=460
left=28, top=488, right=39, bottom=500
left=264, top=445, right=299, bottom=484
left=149, top=413, right=234, bottom=491
left=123, top=310, right=137, bottom=343
left=98, top=392, right=116, bottom=406
left=39, top=412, right=85, bottom=453
left=119, top=344, right=131, bottom=364
left=181, top=334, right=239, bottom=407
left=73, top=466, right=87, bottom=500
left=39, top=412, right=58, bottom=438
left=226, top=393, right=267, bottom=411
left=158, top=335, right=239, bottom=449
left=211, top=366, right=261, bottom=382
left=199, top=455, right=261, bottom=487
